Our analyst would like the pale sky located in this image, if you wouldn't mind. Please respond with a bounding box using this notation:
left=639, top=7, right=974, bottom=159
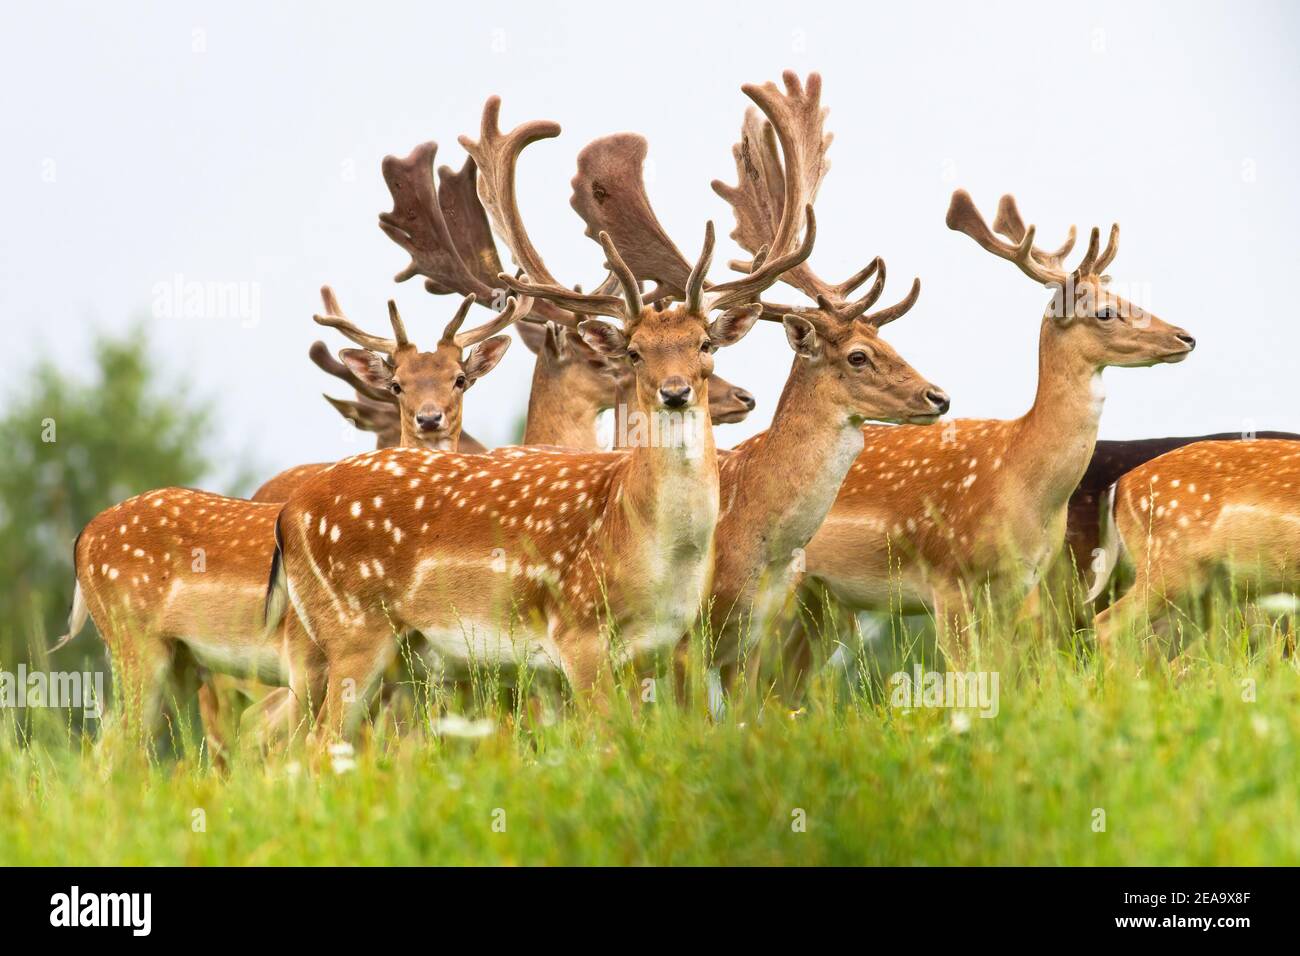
left=3, top=1, right=1296, bottom=492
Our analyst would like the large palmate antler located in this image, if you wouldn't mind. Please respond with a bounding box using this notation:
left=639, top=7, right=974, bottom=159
left=570, top=136, right=816, bottom=315
left=458, top=98, right=566, bottom=292
left=712, top=71, right=918, bottom=328
left=946, top=190, right=1119, bottom=284
left=458, top=96, right=649, bottom=329
left=460, top=91, right=812, bottom=322
left=379, top=139, right=566, bottom=331
left=569, top=133, right=693, bottom=302
left=379, top=143, right=497, bottom=301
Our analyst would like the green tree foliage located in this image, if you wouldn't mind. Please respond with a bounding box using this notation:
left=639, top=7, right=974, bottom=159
left=0, top=325, right=219, bottom=665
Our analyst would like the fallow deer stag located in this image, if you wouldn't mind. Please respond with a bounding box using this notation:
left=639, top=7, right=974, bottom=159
left=1092, top=440, right=1300, bottom=645
left=310, top=339, right=407, bottom=448
left=249, top=290, right=515, bottom=502
left=52, top=292, right=528, bottom=750
left=250, top=343, right=402, bottom=504
left=783, top=188, right=1196, bottom=682
left=569, top=72, right=949, bottom=678
left=248, top=138, right=526, bottom=506
left=263, top=95, right=816, bottom=737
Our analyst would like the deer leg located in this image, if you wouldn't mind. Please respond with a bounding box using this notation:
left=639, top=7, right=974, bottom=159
left=772, top=583, right=830, bottom=707
left=558, top=633, right=615, bottom=716
left=320, top=639, right=399, bottom=744
left=669, top=638, right=692, bottom=708
left=196, top=682, right=228, bottom=768
left=103, top=629, right=173, bottom=746
left=241, top=644, right=327, bottom=753
left=1095, top=565, right=1185, bottom=652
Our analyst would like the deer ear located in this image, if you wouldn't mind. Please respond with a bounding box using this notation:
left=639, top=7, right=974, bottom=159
left=578, top=319, right=628, bottom=357
left=544, top=322, right=571, bottom=361
left=339, top=349, right=393, bottom=389
left=515, top=319, right=547, bottom=355
left=708, top=304, right=762, bottom=348
left=782, top=315, right=821, bottom=359
left=463, top=335, right=511, bottom=386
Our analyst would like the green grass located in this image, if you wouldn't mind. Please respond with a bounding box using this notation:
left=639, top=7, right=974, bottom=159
left=2, top=603, right=1299, bottom=865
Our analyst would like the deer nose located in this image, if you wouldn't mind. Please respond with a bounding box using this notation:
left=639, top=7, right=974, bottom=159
left=415, top=410, right=445, bottom=432
left=924, top=388, right=951, bottom=415
left=659, top=378, right=693, bottom=409
left=733, top=388, right=756, bottom=411
left=1175, top=332, right=1196, bottom=350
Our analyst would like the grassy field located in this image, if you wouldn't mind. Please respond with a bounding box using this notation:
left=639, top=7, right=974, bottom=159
left=2, top=604, right=1299, bottom=866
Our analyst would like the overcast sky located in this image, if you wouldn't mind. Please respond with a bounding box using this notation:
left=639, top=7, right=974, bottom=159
left=3, top=1, right=1296, bottom=491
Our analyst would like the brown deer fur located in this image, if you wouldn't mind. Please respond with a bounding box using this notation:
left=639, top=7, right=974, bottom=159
left=1095, top=439, right=1300, bottom=643
left=783, top=189, right=1195, bottom=684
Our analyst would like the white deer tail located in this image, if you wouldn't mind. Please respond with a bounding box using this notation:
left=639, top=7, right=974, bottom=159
left=1085, top=484, right=1122, bottom=605
left=263, top=515, right=289, bottom=631
left=50, top=581, right=88, bottom=653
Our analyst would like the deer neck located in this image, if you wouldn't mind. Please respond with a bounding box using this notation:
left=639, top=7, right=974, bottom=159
left=523, top=367, right=602, bottom=449
left=611, top=377, right=636, bottom=450
left=399, top=420, right=458, bottom=452
left=1011, top=316, right=1106, bottom=512
left=614, top=392, right=720, bottom=564
left=726, top=357, right=865, bottom=561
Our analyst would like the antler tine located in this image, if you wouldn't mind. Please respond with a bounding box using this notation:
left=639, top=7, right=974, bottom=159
left=322, top=394, right=399, bottom=437
left=439, top=294, right=477, bottom=345
left=314, top=285, right=399, bottom=353
left=714, top=109, right=786, bottom=275
left=454, top=291, right=534, bottom=348
left=685, top=221, right=715, bottom=315
left=837, top=258, right=887, bottom=321
left=597, top=233, right=644, bottom=320
left=750, top=255, right=882, bottom=325
left=308, top=340, right=392, bottom=404
left=435, top=157, right=506, bottom=292
left=459, top=96, right=615, bottom=330
left=1072, top=226, right=1102, bottom=279
left=706, top=204, right=817, bottom=312
left=993, top=194, right=1078, bottom=270
left=716, top=75, right=883, bottom=318
left=832, top=258, right=882, bottom=300
left=499, top=272, right=624, bottom=324
left=589, top=271, right=623, bottom=298
left=739, top=71, right=830, bottom=269
left=387, top=300, right=410, bottom=347
left=865, top=277, right=921, bottom=329
left=378, top=143, right=496, bottom=300
left=439, top=155, right=577, bottom=329
left=945, top=190, right=1065, bottom=286
left=459, top=96, right=564, bottom=289
left=1093, top=223, right=1120, bottom=274
left=570, top=134, right=692, bottom=301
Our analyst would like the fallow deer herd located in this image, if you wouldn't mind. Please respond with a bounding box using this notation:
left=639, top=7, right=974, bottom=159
left=52, top=71, right=1296, bottom=755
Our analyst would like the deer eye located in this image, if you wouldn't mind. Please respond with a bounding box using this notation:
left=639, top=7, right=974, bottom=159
left=389, top=382, right=402, bottom=395
left=1096, top=307, right=1119, bottom=321
left=454, top=374, right=467, bottom=389
left=847, top=350, right=873, bottom=369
